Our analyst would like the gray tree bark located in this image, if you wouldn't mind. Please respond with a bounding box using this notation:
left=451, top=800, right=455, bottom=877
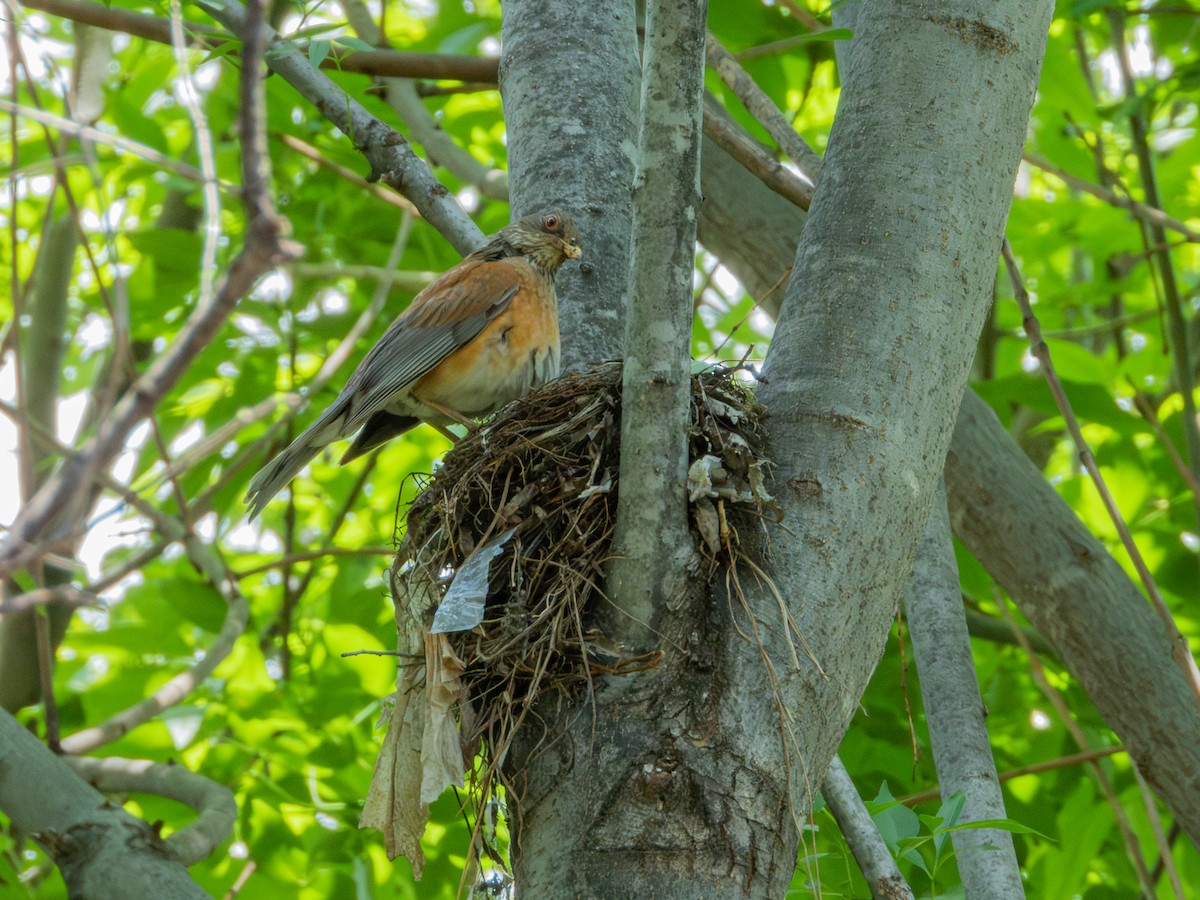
left=738, top=3, right=1052, bottom=894
left=907, top=489, right=1024, bottom=898
left=823, top=756, right=915, bottom=900
left=609, top=0, right=708, bottom=649
left=946, top=392, right=1200, bottom=843
left=500, top=0, right=639, bottom=369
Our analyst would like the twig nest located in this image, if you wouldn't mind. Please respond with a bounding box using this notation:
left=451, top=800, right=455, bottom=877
left=361, top=360, right=776, bottom=874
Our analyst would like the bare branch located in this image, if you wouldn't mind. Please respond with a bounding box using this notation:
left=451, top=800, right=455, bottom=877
left=59, top=535, right=249, bottom=754
left=607, top=0, right=708, bottom=649
left=168, top=0, right=221, bottom=307
left=1001, top=239, right=1200, bottom=701
left=64, top=756, right=237, bottom=865
left=0, top=99, right=229, bottom=188
left=341, top=0, right=508, bottom=201
left=997, top=593, right=1156, bottom=896
left=900, top=745, right=1125, bottom=806
left=906, top=490, right=1022, bottom=898
left=276, top=132, right=418, bottom=214
left=21, top=0, right=500, bottom=82
left=0, top=709, right=209, bottom=896
left=1022, top=153, right=1200, bottom=243
left=197, top=0, right=482, bottom=254
left=1105, top=9, right=1200, bottom=485
left=0, top=584, right=99, bottom=615
left=702, top=96, right=812, bottom=211
left=947, top=391, right=1200, bottom=845
left=822, top=756, right=914, bottom=900
left=705, top=31, right=823, bottom=185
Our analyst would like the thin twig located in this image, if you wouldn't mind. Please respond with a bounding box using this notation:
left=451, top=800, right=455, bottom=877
left=34, top=611, right=60, bottom=749
left=773, top=0, right=826, bottom=32
left=234, top=546, right=395, bottom=579
left=287, top=261, right=435, bottom=288
left=900, top=745, right=1126, bottom=806
left=734, top=31, right=834, bottom=63
left=277, top=132, right=418, bottom=214
left=1106, top=10, right=1200, bottom=489
left=1022, top=153, right=1200, bottom=243
left=702, top=95, right=812, bottom=211
left=6, top=12, right=33, bottom=503
left=1001, top=239, right=1200, bottom=702
left=20, top=0, right=500, bottom=82
left=1132, top=764, right=1186, bottom=899
left=0, top=99, right=226, bottom=186
left=1130, top=389, right=1200, bottom=500
left=705, top=31, right=822, bottom=184
left=0, top=584, right=100, bottom=615
left=169, top=0, right=222, bottom=307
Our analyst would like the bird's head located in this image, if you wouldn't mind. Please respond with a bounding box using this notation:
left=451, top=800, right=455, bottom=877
left=503, top=211, right=583, bottom=275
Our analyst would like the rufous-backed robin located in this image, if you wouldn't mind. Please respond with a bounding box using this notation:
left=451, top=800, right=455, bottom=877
left=245, top=211, right=582, bottom=519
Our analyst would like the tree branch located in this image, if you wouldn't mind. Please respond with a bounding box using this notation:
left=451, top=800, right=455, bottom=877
left=1001, top=239, right=1200, bottom=700
left=700, top=96, right=1200, bottom=853
left=702, top=96, right=812, bottom=211
left=822, top=756, right=914, bottom=900
left=1021, top=153, right=1200, bottom=243
left=64, top=756, right=237, bottom=865
left=947, top=392, right=1200, bottom=845
left=743, top=3, right=1053, bottom=891
left=0, top=708, right=209, bottom=897
left=195, top=0, right=481, bottom=255
left=340, top=0, right=508, bottom=201
left=705, top=30, right=823, bottom=185
left=607, top=0, right=708, bottom=648
left=20, top=0, right=500, bottom=82
left=59, top=537, right=249, bottom=754
left=1105, top=9, right=1200, bottom=487
left=906, top=489, right=1022, bottom=898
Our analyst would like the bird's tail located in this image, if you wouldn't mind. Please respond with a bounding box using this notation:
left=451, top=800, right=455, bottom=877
left=244, top=415, right=343, bottom=520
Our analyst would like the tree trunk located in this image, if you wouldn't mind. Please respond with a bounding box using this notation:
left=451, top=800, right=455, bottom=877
left=500, top=0, right=639, bottom=369
left=698, top=96, right=1200, bottom=858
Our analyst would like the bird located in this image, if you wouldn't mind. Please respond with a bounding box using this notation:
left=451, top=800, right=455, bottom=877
left=245, top=210, right=582, bottom=520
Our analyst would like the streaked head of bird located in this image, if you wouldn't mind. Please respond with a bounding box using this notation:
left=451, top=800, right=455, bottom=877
left=504, top=211, right=583, bottom=276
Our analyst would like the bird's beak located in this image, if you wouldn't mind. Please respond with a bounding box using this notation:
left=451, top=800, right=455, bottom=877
left=565, top=242, right=582, bottom=260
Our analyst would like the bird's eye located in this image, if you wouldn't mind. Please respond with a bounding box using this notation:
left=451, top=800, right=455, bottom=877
left=543, top=214, right=559, bottom=230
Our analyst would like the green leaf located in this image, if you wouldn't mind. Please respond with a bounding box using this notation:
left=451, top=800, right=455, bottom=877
left=950, top=818, right=1053, bottom=840
left=334, top=37, right=376, bottom=53
left=308, top=39, right=332, bottom=70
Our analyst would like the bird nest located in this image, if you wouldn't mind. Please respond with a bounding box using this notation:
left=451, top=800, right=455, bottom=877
left=360, top=360, right=777, bottom=878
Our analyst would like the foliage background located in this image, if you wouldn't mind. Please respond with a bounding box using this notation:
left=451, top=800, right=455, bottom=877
left=2, top=0, right=1199, bottom=896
